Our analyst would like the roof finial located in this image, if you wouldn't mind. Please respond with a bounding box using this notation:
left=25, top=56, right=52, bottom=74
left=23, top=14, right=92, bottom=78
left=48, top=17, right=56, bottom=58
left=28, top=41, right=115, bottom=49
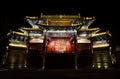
left=41, top=13, right=43, bottom=17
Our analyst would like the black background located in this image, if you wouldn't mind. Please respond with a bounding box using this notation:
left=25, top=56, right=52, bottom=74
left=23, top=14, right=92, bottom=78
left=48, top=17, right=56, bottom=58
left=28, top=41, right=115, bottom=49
left=0, top=0, right=119, bottom=54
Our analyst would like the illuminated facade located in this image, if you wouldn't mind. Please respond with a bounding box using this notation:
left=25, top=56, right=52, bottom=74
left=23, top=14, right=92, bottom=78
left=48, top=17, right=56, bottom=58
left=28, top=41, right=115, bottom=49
left=4, top=13, right=112, bottom=69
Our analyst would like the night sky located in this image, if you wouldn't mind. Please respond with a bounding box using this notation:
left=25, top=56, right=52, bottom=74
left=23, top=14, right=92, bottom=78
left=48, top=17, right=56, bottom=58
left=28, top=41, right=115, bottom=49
left=0, top=0, right=119, bottom=53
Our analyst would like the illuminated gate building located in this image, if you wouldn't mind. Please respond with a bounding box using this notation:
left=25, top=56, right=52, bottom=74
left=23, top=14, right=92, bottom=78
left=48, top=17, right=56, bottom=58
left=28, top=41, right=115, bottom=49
left=5, top=13, right=112, bottom=69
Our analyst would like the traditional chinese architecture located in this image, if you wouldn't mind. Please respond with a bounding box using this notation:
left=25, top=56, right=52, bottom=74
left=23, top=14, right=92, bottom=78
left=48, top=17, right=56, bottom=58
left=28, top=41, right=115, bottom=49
left=4, top=13, right=112, bottom=69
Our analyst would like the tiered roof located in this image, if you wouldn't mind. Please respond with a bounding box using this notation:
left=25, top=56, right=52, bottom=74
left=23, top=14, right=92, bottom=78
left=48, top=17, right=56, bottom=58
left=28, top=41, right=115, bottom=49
left=7, top=13, right=111, bottom=48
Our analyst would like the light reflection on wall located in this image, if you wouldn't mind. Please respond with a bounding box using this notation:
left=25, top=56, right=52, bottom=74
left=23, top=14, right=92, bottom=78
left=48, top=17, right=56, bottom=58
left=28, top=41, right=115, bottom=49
left=46, top=39, right=73, bottom=53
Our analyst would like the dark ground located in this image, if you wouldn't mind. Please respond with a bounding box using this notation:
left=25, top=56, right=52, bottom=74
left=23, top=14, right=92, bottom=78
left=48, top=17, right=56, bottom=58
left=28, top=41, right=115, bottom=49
left=0, top=68, right=120, bottom=79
